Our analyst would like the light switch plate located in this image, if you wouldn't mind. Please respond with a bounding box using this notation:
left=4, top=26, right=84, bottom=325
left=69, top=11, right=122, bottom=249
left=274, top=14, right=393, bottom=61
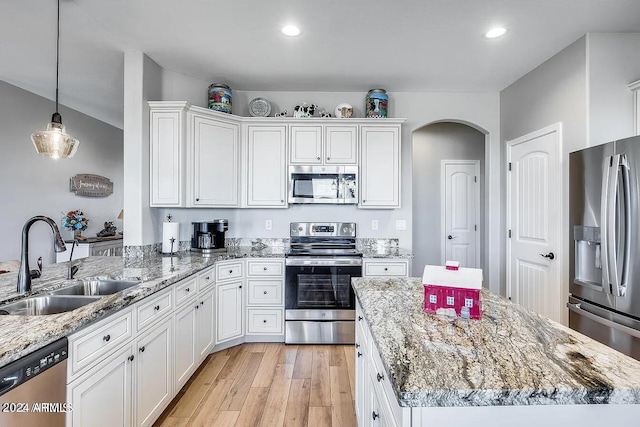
left=265, top=220, right=272, bottom=230
left=371, top=219, right=379, bottom=230
left=395, top=220, right=407, bottom=230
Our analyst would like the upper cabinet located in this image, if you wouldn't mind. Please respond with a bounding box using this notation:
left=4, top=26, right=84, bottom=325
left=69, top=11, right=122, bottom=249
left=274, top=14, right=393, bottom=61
left=149, top=102, right=188, bottom=207
left=630, top=79, right=640, bottom=136
left=245, top=124, right=287, bottom=208
left=290, top=124, right=358, bottom=165
left=149, top=101, right=404, bottom=210
left=188, top=107, right=240, bottom=207
left=360, top=124, right=401, bottom=209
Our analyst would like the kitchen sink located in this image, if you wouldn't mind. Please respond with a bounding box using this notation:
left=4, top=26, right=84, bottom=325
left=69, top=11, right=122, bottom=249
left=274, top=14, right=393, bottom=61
left=50, top=277, right=141, bottom=296
left=0, top=295, right=103, bottom=316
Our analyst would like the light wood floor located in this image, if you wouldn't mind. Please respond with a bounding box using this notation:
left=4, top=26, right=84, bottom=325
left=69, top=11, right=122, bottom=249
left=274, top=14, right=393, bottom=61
left=153, top=343, right=357, bottom=427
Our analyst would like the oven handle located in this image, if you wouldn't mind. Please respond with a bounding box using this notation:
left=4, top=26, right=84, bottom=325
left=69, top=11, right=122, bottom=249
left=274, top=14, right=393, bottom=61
left=285, top=257, right=363, bottom=266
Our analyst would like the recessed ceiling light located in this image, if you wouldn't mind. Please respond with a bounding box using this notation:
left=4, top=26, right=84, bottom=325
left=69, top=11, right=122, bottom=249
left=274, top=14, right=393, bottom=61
left=485, top=27, right=507, bottom=39
left=281, top=25, right=301, bottom=37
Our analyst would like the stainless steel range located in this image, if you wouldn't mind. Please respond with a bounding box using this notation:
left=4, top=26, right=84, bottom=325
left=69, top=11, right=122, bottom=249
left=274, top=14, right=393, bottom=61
left=285, top=222, right=361, bottom=344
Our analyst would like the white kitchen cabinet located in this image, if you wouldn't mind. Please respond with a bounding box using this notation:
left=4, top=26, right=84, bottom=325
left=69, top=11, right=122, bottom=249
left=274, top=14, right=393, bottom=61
left=290, top=124, right=358, bottom=165
left=325, top=125, right=358, bottom=164
left=135, top=316, right=173, bottom=427
left=245, top=124, right=288, bottom=207
left=188, top=107, right=241, bottom=207
left=630, top=79, right=640, bottom=136
left=174, top=299, right=198, bottom=392
left=149, top=101, right=188, bottom=207
left=363, top=259, right=410, bottom=277
left=290, top=125, right=323, bottom=164
left=217, top=280, right=244, bottom=343
left=68, top=343, right=134, bottom=427
left=195, top=288, right=216, bottom=362
left=245, top=259, right=285, bottom=340
left=360, top=124, right=401, bottom=208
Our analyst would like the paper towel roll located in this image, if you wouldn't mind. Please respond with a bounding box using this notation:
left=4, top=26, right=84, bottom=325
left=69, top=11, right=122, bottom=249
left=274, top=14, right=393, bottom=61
left=162, top=222, right=180, bottom=253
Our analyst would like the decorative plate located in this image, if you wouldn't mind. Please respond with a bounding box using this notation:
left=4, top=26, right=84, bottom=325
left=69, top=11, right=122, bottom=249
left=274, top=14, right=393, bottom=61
left=335, top=103, right=353, bottom=118
left=249, top=98, right=272, bottom=117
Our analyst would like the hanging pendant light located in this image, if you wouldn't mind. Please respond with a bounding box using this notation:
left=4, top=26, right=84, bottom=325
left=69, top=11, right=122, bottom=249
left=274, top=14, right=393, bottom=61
left=31, top=0, right=79, bottom=159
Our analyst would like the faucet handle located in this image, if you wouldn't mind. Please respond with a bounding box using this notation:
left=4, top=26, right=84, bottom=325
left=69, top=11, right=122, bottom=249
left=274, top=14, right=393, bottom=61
left=29, top=256, right=43, bottom=279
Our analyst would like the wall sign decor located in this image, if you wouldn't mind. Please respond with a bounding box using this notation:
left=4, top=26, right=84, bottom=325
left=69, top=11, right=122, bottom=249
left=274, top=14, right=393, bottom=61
left=70, top=174, right=113, bottom=197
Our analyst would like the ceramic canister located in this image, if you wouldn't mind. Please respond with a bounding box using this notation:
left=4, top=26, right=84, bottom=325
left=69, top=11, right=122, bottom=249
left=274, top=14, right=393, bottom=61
left=366, top=88, right=388, bottom=118
left=208, top=83, right=232, bottom=114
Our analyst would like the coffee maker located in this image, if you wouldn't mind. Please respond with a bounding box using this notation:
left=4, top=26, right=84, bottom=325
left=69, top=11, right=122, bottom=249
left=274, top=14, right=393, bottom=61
left=191, top=220, right=228, bottom=253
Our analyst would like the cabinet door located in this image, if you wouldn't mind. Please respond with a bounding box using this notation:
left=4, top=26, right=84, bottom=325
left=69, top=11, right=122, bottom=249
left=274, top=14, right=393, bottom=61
left=246, top=125, right=287, bottom=207
left=290, top=125, right=323, bottom=164
left=325, top=125, right=358, bottom=164
left=69, top=343, right=134, bottom=427
left=174, top=303, right=197, bottom=391
left=355, top=332, right=369, bottom=426
left=217, top=281, right=244, bottom=342
left=360, top=126, right=401, bottom=208
left=135, top=317, right=173, bottom=427
left=195, top=289, right=216, bottom=362
left=150, top=103, right=187, bottom=207
left=190, top=112, right=240, bottom=206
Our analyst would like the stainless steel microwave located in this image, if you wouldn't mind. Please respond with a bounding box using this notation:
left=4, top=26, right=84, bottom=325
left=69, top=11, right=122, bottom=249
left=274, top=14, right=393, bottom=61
left=288, top=165, right=358, bottom=204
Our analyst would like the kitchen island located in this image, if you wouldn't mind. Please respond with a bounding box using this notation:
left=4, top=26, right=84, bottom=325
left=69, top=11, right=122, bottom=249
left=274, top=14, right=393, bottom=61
left=352, top=277, right=640, bottom=426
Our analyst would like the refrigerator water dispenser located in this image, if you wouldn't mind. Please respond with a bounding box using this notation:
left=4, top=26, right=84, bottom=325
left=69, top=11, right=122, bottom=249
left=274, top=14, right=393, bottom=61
left=574, top=226, right=602, bottom=287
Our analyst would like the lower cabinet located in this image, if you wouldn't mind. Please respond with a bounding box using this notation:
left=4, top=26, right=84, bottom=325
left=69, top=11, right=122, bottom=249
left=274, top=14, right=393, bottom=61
left=217, top=280, right=244, bottom=342
left=68, top=343, right=134, bottom=427
left=195, top=288, right=216, bottom=361
left=135, top=317, right=173, bottom=427
left=174, top=300, right=197, bottom=391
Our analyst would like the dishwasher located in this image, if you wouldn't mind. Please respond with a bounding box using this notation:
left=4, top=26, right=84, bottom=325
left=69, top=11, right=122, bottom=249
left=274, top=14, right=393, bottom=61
left=0, top=337, right=68, bottom=427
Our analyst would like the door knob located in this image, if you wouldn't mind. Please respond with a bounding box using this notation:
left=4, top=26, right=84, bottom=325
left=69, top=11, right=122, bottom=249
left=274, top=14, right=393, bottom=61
left=447, top=235, right=456, bottom=240
left=539, top=252, right=555, bottom=260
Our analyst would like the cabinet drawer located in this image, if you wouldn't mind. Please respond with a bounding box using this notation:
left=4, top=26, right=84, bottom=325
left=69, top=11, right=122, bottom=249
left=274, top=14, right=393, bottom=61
left=136, top=288, right=172, bottom=332
left=247, top=279, right=283, bottom=306
left=364, top=260, right=408, bottom=277
left=216, top=261, right=243, bottom=282
left=174, top=277, right=197, bottom=307
left=69, top=308, right=133, bottom=379
left=247, top=260, right=283, bottom=277
left=198, top=266, right=215, bottom=292
left=246, top=308, right=283, bottom=334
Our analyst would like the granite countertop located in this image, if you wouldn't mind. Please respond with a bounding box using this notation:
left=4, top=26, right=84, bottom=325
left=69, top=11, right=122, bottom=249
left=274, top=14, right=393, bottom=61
left=352, top=277, right=640, bottom=407
left=360, top=247, right=413, bottom=259
left=0, top=246, right=286, bottom=368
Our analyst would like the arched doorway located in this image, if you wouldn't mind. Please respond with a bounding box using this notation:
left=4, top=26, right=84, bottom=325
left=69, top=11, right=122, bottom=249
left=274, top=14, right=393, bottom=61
left=412, top=121, right=487, bottom=275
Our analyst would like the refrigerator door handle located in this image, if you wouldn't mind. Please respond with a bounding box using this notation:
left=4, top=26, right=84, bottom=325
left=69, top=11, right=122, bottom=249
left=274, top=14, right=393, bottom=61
left=600, top=156, right=614, bottom=294
left=618, top=155, right=631, bottom=297
left=567, top=302, right=640, bottom=339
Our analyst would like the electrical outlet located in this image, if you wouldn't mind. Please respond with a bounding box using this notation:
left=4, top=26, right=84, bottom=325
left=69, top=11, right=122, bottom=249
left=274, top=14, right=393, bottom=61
left=395, top=220, right=407, bottom=230
left=371, top=219, right=379, bottom=230
left=265, top=220, right=272, bottom=230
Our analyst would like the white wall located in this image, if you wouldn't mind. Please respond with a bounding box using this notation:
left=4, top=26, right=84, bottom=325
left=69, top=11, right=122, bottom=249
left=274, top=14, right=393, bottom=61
left=147, top=69, right=502, bottom=290
left=0, top=80, right=123, bottom=265
left=500, top=36, right=588, bottom=310
left=412, top=123, right=485, bottom=275
left=123, top=52, right=162, bottom=247
left=500, top=32, right=640, bottom=324
left=587, top=33, right=640, bottom=146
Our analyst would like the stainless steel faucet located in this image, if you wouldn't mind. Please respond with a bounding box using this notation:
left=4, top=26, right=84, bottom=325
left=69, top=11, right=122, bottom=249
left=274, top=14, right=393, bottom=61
left=17, top=216, right=67, bottom=294
left=67, top=240, right=79, bottom=279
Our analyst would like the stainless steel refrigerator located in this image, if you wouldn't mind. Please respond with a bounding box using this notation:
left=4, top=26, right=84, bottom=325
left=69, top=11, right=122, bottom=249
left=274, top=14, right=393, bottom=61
left=569, top=135, right=640, bottom=360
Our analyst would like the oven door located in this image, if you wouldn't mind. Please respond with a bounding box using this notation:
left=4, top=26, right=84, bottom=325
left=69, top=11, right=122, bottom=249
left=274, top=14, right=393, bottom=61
left=285, top=257, right=361, bottom=320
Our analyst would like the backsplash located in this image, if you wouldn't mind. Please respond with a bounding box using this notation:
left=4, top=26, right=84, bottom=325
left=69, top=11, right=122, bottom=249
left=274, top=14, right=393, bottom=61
left=124, top=237, right=399, bottom=258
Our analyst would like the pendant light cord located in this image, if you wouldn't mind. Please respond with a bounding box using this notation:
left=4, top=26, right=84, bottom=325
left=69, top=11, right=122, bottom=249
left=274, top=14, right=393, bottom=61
left=55, top=0, right=60, bottom=114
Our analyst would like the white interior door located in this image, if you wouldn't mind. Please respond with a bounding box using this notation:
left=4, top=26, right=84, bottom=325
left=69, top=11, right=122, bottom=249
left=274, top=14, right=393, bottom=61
left=506, top=123, right=562, bottom=323
left=441, top=160, right=480, bottom=267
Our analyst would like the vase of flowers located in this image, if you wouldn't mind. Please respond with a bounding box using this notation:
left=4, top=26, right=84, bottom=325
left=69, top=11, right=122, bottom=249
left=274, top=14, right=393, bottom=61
left=62, top=210, right=89, bottom=239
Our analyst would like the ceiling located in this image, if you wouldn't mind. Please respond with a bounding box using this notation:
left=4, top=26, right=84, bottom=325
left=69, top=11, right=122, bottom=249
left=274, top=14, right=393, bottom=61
left=2, top=0, right=640, bottom=129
